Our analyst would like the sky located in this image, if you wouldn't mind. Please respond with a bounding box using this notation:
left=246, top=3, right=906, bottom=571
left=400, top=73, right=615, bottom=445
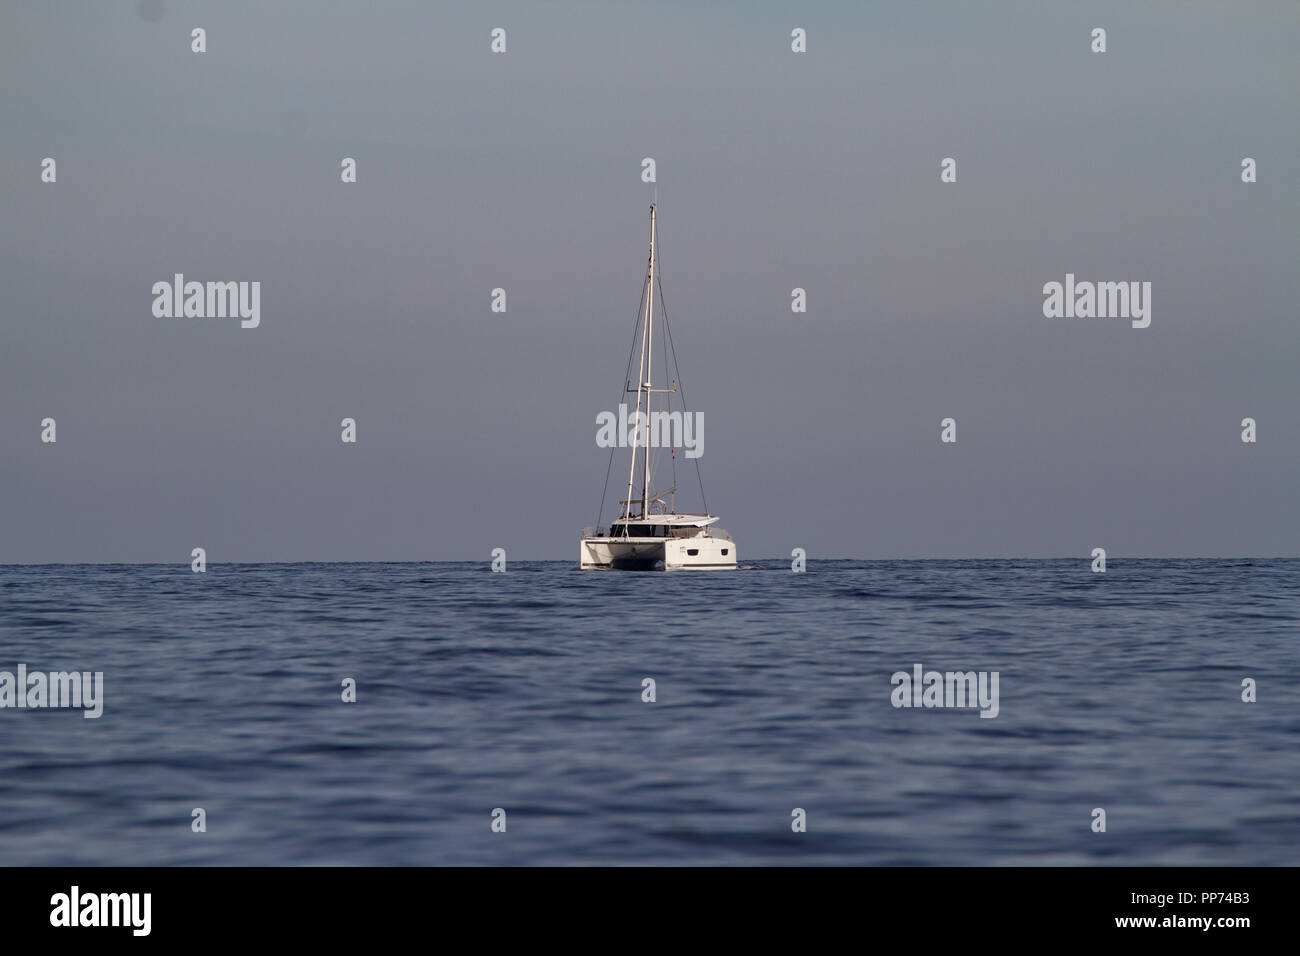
left=2, top=1, right=1298, bottom=561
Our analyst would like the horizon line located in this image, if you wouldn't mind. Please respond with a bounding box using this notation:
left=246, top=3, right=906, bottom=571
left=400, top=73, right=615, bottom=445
left=2, top=555, right=1297, bottom=567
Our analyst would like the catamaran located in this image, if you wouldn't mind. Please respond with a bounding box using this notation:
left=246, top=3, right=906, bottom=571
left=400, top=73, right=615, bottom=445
left=579, top=204, right=737, bottom=570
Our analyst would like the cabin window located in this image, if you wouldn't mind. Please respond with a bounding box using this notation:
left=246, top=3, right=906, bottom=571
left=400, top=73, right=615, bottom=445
left=721, top=548, right=729, bottom=555
left=686, top=548, right=699, bottom=556
left=623, top=524, right=667, bottom=536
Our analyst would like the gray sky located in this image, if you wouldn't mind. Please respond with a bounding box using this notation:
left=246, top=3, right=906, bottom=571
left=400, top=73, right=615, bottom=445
left=3, top=1, right=1298, bottom=561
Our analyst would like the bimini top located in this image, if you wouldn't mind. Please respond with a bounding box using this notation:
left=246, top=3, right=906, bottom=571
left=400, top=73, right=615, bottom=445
left=614, top=514, right=719, bottom=527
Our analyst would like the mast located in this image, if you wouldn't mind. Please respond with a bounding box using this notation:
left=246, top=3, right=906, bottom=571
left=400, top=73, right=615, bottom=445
left=642, top=205, right=656, bottom=518
left=624, top=204, right=656, bottom=525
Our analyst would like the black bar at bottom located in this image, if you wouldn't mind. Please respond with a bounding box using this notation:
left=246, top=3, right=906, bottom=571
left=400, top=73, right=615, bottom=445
left=0, top=866, right=1278, bottom=942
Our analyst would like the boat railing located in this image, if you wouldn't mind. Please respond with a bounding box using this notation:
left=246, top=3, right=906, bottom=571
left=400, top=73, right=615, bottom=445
left=582, top=526, right=606, bottom=538
left=710, top=528, right=733, bottom=541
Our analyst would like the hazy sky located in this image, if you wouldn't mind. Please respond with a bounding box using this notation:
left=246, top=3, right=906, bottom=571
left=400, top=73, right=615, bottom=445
left=3, top=1, right=1297, bottom=561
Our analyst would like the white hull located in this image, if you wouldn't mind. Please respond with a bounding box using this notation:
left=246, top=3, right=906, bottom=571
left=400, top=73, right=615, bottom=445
left=580, top=535, right=737, bottom=570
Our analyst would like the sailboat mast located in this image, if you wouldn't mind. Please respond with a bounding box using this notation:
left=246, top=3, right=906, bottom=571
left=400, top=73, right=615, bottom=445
left=642, top=205, right=656, bottom=517
left=624, top=204, right=656, bottom=523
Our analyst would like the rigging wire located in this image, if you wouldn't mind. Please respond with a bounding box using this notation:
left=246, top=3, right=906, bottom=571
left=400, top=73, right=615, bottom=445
left=656, top=258, right=709, bottom=517
left=662, top=265, right=677, bottom=507
left=595, top=268, right=651, bottom=531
